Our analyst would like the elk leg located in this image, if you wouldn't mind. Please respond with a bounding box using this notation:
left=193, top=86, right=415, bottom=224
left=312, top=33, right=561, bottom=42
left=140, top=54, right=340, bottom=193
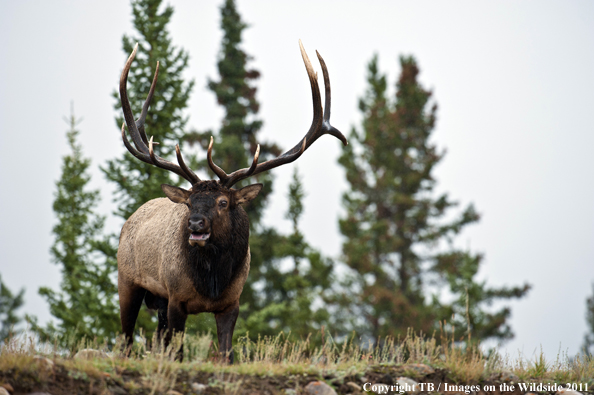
left=156, top=297, right=169, bottom=339
left=142, top=292, right=169, bottom=347
left=119, top=282, right=146, bottom=356
left=166, top=301, right=188, bottom=361
left=215, top=301, right=239, bottom=364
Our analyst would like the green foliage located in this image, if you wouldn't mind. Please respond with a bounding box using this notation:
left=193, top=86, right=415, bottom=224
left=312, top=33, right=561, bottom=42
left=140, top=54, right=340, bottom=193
left=185, top=0, right=276, bottom=336
left=184, top=0, right=335, bottom=341
left=184, top=0, right=279, bottom=221
left=0, top=273, right=25, bottom=341
left=35, top=107, right=119, bottom=346
left=101, top=0, right=195, bottom=339
left=103, top=0, right=195, bottom=219
left=338, top=55, right=530, bottom=344
left=235, top=170, right=334, bottom=342
left=582, top=283, right=594, bottom=356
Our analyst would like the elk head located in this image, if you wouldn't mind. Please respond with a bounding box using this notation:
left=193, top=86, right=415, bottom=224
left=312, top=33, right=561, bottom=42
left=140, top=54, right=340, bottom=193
left=161, top=180, right=261, bottom=248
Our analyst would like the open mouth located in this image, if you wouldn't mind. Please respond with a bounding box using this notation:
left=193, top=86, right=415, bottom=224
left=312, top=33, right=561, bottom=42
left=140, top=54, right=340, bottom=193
left=189, top=232, right=210, bottom=247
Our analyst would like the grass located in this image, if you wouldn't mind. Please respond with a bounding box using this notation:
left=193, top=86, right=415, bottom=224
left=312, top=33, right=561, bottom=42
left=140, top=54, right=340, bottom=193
left=1, top=328, right=594, bottom=394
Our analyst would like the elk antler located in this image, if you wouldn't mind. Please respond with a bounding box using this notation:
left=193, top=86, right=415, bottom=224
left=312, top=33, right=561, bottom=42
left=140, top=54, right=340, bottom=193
left=119, top=43, right=200, bottom=185
left=119, top=41, right=346, bottom=189
left=209, top=40, right=347, bottom=188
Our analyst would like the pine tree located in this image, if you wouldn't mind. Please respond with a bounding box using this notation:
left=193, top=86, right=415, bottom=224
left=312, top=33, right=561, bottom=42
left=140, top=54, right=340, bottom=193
left=184, top=0, right=279, bottom=218
left=338, top=55, right=530, bottom=344
left=582, top=283, right=594, bottom=356
left=240, top=169, right=334, bottom=341
left=182, top=0, right=284, bottom=337
left=103, top=0, right=194, bottom=219
left=36, top=107, right=119, bottom=346
left=102, top=0, right=194, bottom=338
left=0, top=273, right=25, bottom=341
left=186, top=0, right=341, bottom=340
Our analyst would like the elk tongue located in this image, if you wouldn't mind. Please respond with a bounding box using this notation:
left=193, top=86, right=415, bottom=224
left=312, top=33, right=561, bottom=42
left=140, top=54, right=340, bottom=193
left=189, top=232, right=210, bottom=247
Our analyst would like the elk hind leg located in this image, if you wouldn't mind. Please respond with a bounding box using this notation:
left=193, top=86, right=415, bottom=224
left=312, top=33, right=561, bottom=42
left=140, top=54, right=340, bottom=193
left=119, top=282, right=146, bottom=356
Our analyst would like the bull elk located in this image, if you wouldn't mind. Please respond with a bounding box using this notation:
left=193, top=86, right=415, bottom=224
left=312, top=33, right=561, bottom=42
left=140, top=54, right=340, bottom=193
left=117, top=41, right=346, bottom=362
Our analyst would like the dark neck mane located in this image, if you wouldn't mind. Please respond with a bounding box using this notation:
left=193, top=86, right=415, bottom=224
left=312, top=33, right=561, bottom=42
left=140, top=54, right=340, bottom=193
left=186, top=214, right=249, bottom=300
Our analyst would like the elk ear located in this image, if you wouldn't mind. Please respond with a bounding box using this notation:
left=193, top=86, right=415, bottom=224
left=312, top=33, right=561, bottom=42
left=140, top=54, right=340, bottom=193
left=234, top=183, right=263, bottom=205
left=161, top=184, right=191, bottom=204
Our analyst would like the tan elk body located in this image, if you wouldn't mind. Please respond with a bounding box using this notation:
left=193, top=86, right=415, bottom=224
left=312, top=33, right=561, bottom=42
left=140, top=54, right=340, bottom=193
left=118, top=198, right=250, bottom=313
left=116, top=41, right=346, bottom=362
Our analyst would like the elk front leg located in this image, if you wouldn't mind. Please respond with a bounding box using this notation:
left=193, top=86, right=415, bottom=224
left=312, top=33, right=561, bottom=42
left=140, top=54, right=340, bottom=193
left=166, top=300, right=188, bottom=361
left=215, top=301, right=239, bottom=364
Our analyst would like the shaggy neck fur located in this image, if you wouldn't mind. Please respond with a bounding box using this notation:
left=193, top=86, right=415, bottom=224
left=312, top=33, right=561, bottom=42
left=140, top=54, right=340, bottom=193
left=186, top=205, right=250, bottom=300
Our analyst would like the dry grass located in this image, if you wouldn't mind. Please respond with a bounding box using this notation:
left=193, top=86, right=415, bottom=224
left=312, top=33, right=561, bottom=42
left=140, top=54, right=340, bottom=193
left=1, top=327, right=594, bottom=394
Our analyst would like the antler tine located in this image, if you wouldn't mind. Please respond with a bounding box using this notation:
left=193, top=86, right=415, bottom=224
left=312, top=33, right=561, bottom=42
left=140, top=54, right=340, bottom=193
left=122, top=122, right=196, bottom=182
left=207, top=136, right=230, bottom=181
left=217, top=40, right=346, bottom=189
left=317, top=50, right=331, bottom=123
left=149, top=136, right=157, bottom=162
left=225, top=144, right=261, bottom=186
left=208, top=135, right=266, bottom=187
left=120, top=43, right=200, bottom=185
left=175, top=144, right=200, bottom=183
left=316, top=51, right=348, bottom=145
left=120, top=43, right=149, bottom=154
left=135, top=60, right=160, bottom=146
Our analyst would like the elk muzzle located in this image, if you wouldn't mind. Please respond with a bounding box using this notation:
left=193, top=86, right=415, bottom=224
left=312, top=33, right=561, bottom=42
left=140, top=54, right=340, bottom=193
left=188, top=214, right=210, bottom=247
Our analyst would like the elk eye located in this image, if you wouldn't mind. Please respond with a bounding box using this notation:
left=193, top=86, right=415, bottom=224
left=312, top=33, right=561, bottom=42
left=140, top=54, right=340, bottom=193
left=219, top=200, right=228, bottom=208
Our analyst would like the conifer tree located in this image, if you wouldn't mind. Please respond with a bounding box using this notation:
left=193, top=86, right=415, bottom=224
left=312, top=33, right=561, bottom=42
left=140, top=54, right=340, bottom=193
left=0, top=273, right=24, bottom=341
left=187, top=0, right=341, bottom=340
left=36, top=108, right=120, bottom=346
left=240, top=170, right=334, bottom=340
left=338, top=55, right=530, bottom=343
left=183, top=0, right=340, bottom=339
left=103, top=0, right=194, bottom=219
left=183, top=0, right=286, bottom=337
left=102, top=0, right=194, bottom=337
left=184, top=0, right=279, bottom=219
left=582, top=283, right=594, bottom=356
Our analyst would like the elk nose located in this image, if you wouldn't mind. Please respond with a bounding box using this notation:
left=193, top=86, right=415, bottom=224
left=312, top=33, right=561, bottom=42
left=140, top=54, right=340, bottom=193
left=189, top=215, right=209, bottom=232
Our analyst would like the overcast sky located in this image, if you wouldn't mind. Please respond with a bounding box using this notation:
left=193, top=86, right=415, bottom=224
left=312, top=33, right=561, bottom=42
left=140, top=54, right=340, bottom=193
left=1, top=0, right=593, bottom=360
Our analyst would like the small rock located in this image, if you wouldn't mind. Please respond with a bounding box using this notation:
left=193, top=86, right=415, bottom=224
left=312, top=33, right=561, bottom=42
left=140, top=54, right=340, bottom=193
left=500, top=371, right=519, bottom=383
left=166, top=390, right=183, bottom=395
left=191, top=382, right=207, bottom=394
left=74, top=349, right=109, bottom=360
left=403, top=363, right=435, bottom=375
left=305, top=381, right=337, bottom=395
left=33, top=355, right=54, bottom=370
left=107, top=386, right=127, bottom=395
left=396, top=377, right=419, bottom=394
left=0, top=387, right=9, bottom=395
left=557, top=389, right=583, bottom=395
left=284, top=390, right=297, bottom=395
left=346, top=381, right=362, bottom=391
left=0, top=383, right=13, bottom=393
